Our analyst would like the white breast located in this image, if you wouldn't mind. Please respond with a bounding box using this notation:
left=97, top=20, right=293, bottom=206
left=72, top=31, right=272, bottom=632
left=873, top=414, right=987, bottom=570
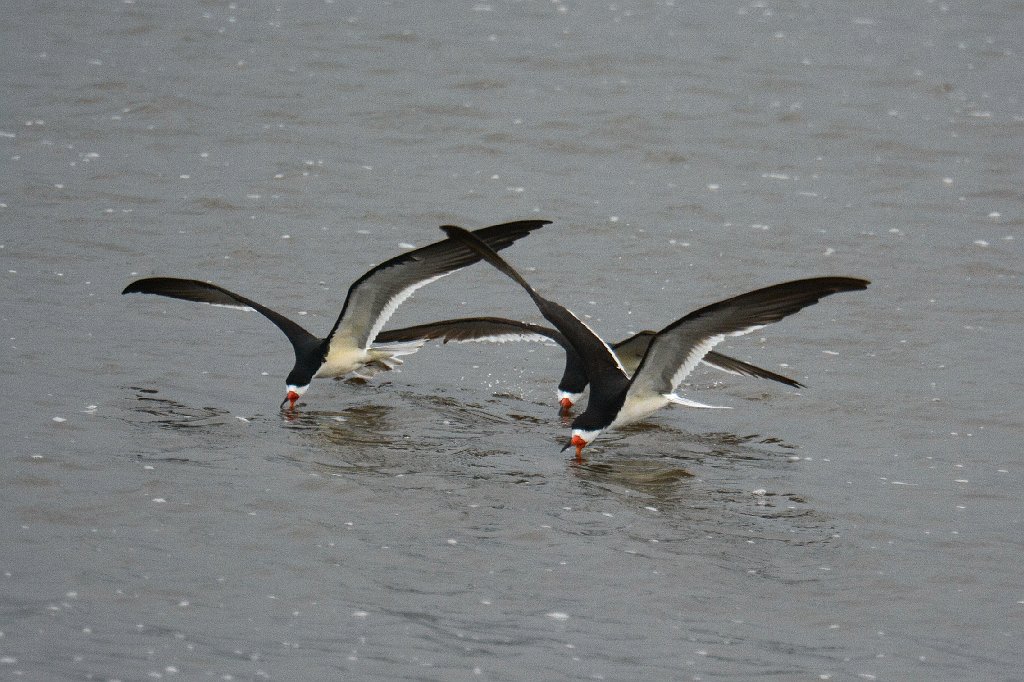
left=316, top=342, right=370, bottom=378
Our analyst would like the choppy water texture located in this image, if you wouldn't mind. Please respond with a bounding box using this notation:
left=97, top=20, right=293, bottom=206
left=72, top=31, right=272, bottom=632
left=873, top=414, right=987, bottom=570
left=2, top=1, right=1022, bottom=680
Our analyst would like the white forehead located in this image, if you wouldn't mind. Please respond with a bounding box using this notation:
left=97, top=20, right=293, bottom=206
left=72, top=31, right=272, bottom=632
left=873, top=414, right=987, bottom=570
left=286, top=384, right=308, bottom=396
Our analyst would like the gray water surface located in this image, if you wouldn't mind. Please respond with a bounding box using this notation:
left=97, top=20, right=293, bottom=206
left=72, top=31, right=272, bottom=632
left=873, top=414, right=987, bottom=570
left=2, top=1, right=1022, bottom=680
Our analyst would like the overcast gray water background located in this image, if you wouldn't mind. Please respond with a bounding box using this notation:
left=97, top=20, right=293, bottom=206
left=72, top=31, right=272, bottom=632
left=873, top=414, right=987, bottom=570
left=2, top=1, right=1022, bottom=680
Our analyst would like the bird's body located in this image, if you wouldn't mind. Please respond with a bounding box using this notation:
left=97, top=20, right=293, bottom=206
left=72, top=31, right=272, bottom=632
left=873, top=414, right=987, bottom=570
left=123, top=220, right=552, bottom=408
left=439, top=225, right=869, bottom=459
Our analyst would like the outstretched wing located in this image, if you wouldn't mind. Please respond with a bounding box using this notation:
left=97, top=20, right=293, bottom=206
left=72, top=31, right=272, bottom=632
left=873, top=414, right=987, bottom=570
left=701, top=351, right=804, bottom=388
left=376, top=317, right=562, bottom=346
left=626, top=277, right=868, bottom=402
left=439, top=225, right=631, bottom=403
left=613, top=330, right=804, bottom=387
left=327, top=220, right=551, bottom=353
left=122, top=277, right=319, bottom=352
left=376, top=315, right=590, bottom=396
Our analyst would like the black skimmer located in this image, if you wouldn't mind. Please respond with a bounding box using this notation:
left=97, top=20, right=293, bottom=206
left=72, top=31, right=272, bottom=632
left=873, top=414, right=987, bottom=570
left=376, top=317, right=803, bottom=413
left=439, top=225, right=869, bottom=461
left=122, top=219, right=551, bottom=409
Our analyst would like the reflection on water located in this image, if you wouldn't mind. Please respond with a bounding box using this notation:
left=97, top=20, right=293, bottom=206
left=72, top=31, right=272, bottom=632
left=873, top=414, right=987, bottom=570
left=119, top=385, right=834, bottom=600
left=128, top=387, right=235, bottom=431
left=563, top=425, right=832, bottom=551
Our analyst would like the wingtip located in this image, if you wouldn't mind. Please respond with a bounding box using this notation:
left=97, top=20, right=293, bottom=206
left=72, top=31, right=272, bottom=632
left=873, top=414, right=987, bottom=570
left=441, top=225, right=529, bottom=287
left=840, top=277, right=871, bottom=291
left=121, top=279, right=147, bottom=295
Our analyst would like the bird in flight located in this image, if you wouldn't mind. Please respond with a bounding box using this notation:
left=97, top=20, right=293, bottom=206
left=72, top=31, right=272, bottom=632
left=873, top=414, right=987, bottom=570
left=122, top=219, right=551, bottom=409
left=439, top=225, right=868, bottom=460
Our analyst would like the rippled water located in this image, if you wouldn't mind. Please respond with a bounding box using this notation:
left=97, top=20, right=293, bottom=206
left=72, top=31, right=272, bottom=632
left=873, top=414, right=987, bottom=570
left=2, top=1, right=1022, bottom=680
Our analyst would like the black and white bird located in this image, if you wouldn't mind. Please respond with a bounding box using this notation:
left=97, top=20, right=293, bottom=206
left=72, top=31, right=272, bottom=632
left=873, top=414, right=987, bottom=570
left=376, top=317, right=803, bottom=414
left=122, top=219, right=551, bottom=409
left=439, top=225, right=869, bottom=460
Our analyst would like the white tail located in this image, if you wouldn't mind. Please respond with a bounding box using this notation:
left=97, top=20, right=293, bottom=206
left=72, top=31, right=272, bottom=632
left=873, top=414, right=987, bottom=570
left=371, top=339, right=425, bottom=362
left=665, top=393, right=732, bottom=410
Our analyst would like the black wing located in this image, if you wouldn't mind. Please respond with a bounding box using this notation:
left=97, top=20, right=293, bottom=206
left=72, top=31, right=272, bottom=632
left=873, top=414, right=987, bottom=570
left=327, top=220, right=551, bottom=353
left=376, top=315, right=589, bottom=396
left=376, top=317, right=562, bottom=346
left=626, top=277, right=868, bottom=402
left=122, top=277, right=319, bottom=353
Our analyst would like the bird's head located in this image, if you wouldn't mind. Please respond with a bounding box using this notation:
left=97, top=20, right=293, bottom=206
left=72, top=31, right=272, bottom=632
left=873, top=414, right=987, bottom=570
left=556, top=389, right=583, bottom=415
left=282, top=364, right=317, bottom=410
left=281, top=343, right=327, bottom=410
left=561, top=428, right=601, bottom=461
left=281, top=383, right=308, bottom=410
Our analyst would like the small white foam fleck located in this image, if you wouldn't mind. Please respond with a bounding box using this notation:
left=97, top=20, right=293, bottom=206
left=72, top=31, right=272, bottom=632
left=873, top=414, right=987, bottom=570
left=352, top=610, right=368, bottom=618
left=546, top=612, right=569, bottom=621
left=988, top=211, right=1001, bottom=219
left=52, top=416, right=66, bottom=422
left=152, top=498, right=166, bottom=503
left=398, top=242, right=415, bottom=249
left=974, top=240, right=989, bottom=247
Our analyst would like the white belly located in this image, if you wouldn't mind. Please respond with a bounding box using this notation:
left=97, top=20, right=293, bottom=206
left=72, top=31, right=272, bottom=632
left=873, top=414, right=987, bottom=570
left=610, top=394, right=671, bottom=429
left=315, top=344, right=370, bottom=378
